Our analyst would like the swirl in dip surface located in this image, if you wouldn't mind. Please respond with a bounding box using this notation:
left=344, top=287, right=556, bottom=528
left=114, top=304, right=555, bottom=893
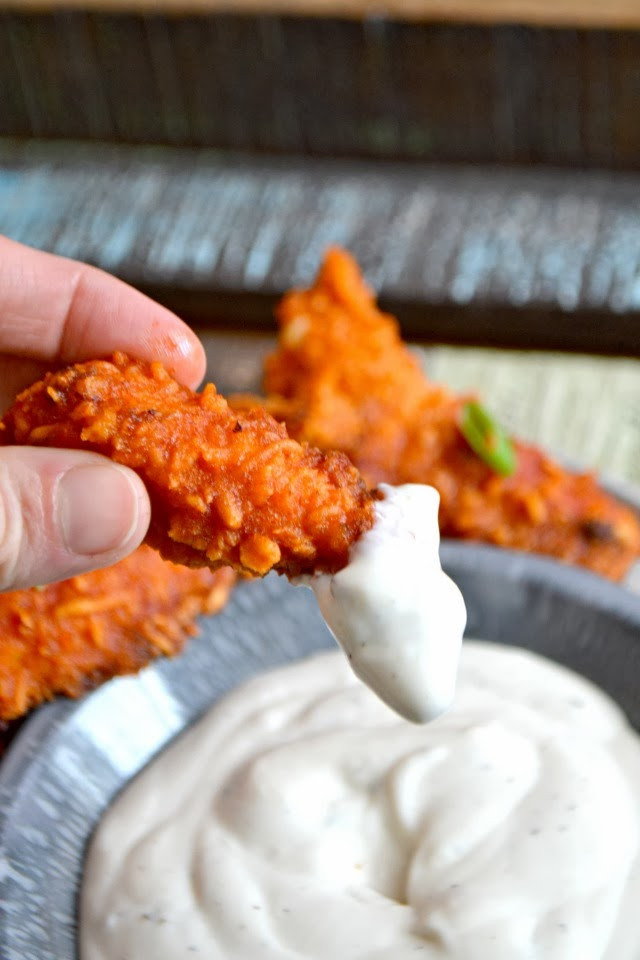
left=81, top=643, right=640, bottom=960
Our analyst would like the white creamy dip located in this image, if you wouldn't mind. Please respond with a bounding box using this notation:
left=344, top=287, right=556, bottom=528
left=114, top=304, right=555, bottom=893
left=308, top=483, right=466, bottom=722
left=81, top=643, right=640, bottom=960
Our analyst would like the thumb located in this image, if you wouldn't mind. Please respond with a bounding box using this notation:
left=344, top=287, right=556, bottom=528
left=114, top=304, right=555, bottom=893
left=0, top=447, right=150, bottom=591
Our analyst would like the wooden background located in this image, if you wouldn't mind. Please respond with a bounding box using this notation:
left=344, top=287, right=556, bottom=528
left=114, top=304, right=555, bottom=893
left=2, top=140, right=640, bottom=353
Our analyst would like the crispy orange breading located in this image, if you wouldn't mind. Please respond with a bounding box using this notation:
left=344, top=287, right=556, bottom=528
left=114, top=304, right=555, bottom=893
left=0, top=546, right=234, bottom=721
left=2, top=353, right=374, bottom=577
left=261, top=248, right=640, bottom=582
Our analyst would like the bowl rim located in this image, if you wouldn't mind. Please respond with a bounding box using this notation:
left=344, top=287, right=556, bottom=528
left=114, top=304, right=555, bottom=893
left=441, top=539, right=640, bottom=628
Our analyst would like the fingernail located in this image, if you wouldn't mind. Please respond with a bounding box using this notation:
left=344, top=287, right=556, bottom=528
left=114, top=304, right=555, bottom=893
left=58, top=464, right=140, bottom=556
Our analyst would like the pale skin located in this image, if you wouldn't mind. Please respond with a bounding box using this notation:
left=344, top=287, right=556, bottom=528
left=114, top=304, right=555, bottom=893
left=0, top=235, right=206, bottom=592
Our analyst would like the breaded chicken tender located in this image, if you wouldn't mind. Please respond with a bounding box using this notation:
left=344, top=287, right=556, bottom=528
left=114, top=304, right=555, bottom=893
left=260, top=248, right=640, bottom=582
left=0, top=546, right=234, bottom=721
left=2, top=353, right=374, bottom=577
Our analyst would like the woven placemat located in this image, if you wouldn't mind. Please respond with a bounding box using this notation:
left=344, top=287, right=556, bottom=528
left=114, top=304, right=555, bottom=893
left=423, top=346, right=640, bottom=488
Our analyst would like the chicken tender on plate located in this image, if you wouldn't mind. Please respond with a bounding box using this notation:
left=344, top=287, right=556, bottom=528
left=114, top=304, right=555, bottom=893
left=2, top=353, right=374, bottom=578
left=0, top=546, right=234, bottom=721
left=259, top=248, right=640, bottom=582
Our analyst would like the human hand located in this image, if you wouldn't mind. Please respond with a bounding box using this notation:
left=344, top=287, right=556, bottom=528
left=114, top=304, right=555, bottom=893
left=0, top=235, right=205, bottom=591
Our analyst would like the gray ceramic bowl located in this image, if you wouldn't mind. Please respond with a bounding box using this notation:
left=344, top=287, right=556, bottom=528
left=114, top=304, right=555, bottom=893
left=1, top=543, right=640, bottom=960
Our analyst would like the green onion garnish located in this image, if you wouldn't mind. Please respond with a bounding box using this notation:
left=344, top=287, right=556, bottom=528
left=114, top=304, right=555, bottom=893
left=459, top=402, right=517, bottom=477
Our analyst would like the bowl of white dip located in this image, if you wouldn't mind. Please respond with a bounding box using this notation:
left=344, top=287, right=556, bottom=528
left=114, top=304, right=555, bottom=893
left=1, top=543, right=640, bottom=960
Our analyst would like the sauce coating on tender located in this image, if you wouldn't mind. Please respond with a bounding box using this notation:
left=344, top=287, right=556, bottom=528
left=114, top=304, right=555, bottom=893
left=309, top=483, right=466, bottom=722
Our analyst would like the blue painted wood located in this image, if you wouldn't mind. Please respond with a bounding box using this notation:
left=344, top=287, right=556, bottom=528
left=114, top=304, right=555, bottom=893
left=0, top=140, right=639, bottom=353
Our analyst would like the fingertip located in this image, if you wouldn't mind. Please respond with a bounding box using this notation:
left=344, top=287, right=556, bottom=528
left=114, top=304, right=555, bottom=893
left=54, top=259, right=207, bottom=388
left=154, top=325, right=207, bottom=390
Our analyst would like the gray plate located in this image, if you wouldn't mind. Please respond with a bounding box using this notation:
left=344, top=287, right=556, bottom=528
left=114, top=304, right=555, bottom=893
left=2, top=544, right=640, bottom=960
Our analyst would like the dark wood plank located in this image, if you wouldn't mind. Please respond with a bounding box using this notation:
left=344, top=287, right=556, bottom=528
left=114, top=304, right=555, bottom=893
left=0, top=13, right=640, bottom=168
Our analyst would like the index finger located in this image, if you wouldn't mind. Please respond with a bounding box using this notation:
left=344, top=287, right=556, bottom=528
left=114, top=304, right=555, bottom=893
left=0, top=235, right=206, bottom=389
